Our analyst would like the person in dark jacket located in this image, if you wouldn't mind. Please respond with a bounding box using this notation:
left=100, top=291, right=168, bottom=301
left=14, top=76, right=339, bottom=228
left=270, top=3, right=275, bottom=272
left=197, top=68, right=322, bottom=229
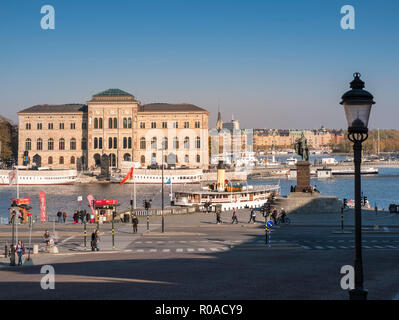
left=62, top=211, right=67, bottom=223
left=232, top=209, right=238, bottom=224
left=132, top=214, right=138, bottom=233
left=73, top=211, right=78, bottom=224
left=91, top=229, right=99, bottom=251
left=216, top=210, right=222, bottom=224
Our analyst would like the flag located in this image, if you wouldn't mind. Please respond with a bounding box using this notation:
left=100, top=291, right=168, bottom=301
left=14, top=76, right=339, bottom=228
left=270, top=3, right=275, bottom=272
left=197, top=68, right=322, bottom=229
left=39, top=191, right=47, bottom=222
left=120, top=167, right=134, bottom=185
left=9, top=169, right=17, bottom=186
left=165, top=178, right=171, bottom=185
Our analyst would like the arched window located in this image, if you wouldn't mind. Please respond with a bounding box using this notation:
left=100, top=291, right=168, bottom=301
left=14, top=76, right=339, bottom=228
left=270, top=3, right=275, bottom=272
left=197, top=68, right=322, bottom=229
left=70, top=138, right=76, bottom=150
left=140, top=137, right=146, bottom=150
left=48, top=138, right=54, bottom=150
left=82, top=138, right=87, bottom=150
left=59, top=156, right=64, bottom=165
left=196, top=154, right=200, bottom=163
left=184, top=137, right=190, bottom=149
left=113, top=137, right=117, bottom=149
left=94, top=118, right=98, bottom=129
left=123, top=153, right=131, bottom=161
left=128, top=117, right=132, bottom=128
left=113, top=118, right=118, bottom=129
left=99, top=137, right=103, bottom=149
left=151, top=137, right=157, bottom=150
left=123, top=137, right=127, bottom=149
left=25, top=138, right=31, bottom=151
left=109, top=118, right=113, bottom=129
left=48, top=156, right=53, bottom=165
left=109, top=153, right=116, bottom=167
left=99, top=118, right=103, bottom=129
left=196, top=136, right=201, bottom=149
left=94, top=138, right=98, bottom=149
left=140, top=155, right=145, bottom=164
left=173, top=137, right=179, bottom=150
left=108, top=137, right=113, bottom=149
left=123, top=118, right=127, bottom=129
left=59, top=138, right=65, bottom=150
left=71, top=156, right=75, bottom=165
left=36, top=138, right=43, bottom=151
left=185, top=154, right=189, bottom=163
left=128, top=137, right=132, bottom=149
left=162, top=137, right=168, bottom=150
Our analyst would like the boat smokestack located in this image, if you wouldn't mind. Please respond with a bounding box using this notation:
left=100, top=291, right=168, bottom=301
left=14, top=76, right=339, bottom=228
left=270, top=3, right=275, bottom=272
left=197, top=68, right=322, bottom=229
left=217, top=160, right=225, bottom=192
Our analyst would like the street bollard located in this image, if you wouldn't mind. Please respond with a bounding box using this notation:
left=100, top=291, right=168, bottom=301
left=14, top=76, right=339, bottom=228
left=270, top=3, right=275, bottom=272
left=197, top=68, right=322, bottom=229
left=84, top=222, right=87, bottom=250
left=146, top=212, right=150, bottom=232
left=341, top=207, right=344, bottom=232
left=112, top=218, right=115, bottom=249
left=5, top=242, right=8, bottom=258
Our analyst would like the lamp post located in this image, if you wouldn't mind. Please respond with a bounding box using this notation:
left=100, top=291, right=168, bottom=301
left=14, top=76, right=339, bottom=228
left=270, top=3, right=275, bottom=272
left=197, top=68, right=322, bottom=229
left=160, top=142, right=165, bottom=233
left=340, top=72, right=375, bottom=300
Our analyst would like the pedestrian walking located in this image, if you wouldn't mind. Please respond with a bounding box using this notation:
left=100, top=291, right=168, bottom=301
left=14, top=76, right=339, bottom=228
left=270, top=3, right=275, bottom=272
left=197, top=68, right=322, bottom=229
left=271, top=208, right=278, bottom=224
left=73, top=211, right=78, bottom=224
left=232, top=208, right=238, bottom=224
left=132, top=214, right=138, bottom=233
left=248, top=209, right=256, bottom=224
left=57, top=211, right=62, bottom=223
left=43, top=230, right=50, bottom=251
left=62, top=211, right=67, bottom=223
left=16, top=240, right=25, bottom=266
left=85, top=211, right=90, bottom=223
left=216, top=210, right=222, bottom=224
left=91, top=229, right=100, bottom=251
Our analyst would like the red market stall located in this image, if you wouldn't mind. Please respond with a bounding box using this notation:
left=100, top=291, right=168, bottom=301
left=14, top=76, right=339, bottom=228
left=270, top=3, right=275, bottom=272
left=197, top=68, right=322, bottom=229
left=93, top=200, right=119, bottom=223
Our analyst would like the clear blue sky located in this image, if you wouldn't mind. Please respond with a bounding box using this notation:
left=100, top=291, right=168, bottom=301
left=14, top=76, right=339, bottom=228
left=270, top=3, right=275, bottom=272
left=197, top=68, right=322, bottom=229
left=0, top=0, right=398, bottom=129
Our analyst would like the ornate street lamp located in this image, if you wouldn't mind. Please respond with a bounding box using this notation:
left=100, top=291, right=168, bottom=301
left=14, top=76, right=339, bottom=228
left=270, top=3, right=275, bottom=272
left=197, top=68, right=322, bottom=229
left=340, top=72, right=375, bottom=300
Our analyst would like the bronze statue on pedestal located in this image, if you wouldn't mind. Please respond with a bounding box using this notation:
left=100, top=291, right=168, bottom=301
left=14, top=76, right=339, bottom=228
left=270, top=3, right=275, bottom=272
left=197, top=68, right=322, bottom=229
left=294, top=132, right=309, bottom=162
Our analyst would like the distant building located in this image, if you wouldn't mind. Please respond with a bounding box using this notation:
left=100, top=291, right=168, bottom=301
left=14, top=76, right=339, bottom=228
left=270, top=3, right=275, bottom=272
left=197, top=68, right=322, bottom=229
left=17, top=89, right=209, bottom=170
left=222, top=114, right=240, bottom=133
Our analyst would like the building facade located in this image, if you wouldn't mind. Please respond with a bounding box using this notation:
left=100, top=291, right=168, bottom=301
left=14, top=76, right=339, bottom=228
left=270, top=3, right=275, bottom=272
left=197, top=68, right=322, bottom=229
left=18, top=89, right=209, bottom=170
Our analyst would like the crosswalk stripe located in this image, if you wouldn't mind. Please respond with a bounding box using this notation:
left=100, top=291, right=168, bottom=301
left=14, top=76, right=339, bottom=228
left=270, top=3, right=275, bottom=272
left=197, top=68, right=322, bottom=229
left=387, top=245, right=397, bottom=249
left=198, top=248, right=206, bottom=252
left=338, top=246, right=348, bottom=249
left=187, top=248, right=194, bottom=252
left=363, top=246, right=371, bottom=249
left=176, top=248, right=183, bottom=252
left=162, top=249, right=170, bottom=252
left=210, top=248, right=219, bottom=251
left=136, top=249, right=144, bottom=253
left=315, top=246, right=324, bottom=249
left=301, top=246, right=311, bottom=249
left=327, top=246, right=336, bottom=249
left=373, top=246, right=384, bottom=248
left=149, top=249, right=157, bottom=252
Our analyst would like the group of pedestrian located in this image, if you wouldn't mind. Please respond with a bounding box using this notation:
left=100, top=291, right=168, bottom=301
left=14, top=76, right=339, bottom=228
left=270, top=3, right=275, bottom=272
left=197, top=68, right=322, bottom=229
left=5, top=241, right=26, bottom=266
left=56, top=211, right=67, bottom=223
left=214, top=206, right=288, bottom=225
left=73, top=210, right=90, bottom=224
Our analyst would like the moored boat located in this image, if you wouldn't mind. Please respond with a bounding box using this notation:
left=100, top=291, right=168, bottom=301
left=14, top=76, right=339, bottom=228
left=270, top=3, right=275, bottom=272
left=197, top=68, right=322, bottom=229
left=0, top=168, right=77, bottom=185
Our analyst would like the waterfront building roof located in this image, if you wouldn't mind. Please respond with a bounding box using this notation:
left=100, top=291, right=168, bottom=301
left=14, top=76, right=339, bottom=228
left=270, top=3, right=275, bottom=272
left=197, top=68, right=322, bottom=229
left=18, top=104, right=87, bottom=114
left=90, top=88, right=137, bottom=102
left=139, top=103, right=208, bottom=113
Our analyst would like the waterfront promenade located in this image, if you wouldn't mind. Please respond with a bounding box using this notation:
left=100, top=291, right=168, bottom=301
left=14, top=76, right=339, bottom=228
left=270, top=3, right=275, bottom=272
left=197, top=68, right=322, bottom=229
left=1, top=208, right=399, bottom=299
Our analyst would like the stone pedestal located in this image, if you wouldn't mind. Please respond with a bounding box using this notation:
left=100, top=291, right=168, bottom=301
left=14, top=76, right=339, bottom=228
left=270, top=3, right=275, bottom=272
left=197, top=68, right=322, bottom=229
left=296, top=161, right=311, bottom=192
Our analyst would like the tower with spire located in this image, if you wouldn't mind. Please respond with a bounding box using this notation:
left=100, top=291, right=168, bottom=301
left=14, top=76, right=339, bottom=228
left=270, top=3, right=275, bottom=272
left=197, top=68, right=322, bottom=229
left=216, top=106, right=223, bottom=132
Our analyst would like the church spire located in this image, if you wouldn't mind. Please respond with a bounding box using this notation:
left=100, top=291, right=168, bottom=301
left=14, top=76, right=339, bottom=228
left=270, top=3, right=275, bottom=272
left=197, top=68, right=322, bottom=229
left=216, top=105, right=223, bottom=131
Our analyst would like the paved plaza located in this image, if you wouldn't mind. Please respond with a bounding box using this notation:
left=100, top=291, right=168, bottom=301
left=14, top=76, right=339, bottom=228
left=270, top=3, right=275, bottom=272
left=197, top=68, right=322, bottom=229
left=1, top=209, right=399, bottom=299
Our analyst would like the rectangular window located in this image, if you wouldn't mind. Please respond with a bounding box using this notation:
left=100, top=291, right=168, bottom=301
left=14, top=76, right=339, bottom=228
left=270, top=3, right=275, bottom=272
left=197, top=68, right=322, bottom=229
left=140, top=122, right=145, bottom=129
left=25, top=123, right=31, bottom=130
left=184, top=122, right=189, bottom=128
left=162, top=122, right=167, bottom=129
left=195, top=121, right=200, bottom=128
left=48, top=123, right=53, bottom=130
left=173, top=122, right=178, bottom=129
left=151, top=122, right=156, bottom=129
left=82, top=122, right=87, bottom=129
left=70, top=123, right=76, bottom=130
left=59, top=123, right=64, bottom=130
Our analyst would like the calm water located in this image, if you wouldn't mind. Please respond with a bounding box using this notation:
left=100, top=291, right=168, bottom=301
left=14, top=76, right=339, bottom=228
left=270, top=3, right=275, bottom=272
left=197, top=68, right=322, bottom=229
left=1, top=168, right=399, bottom=219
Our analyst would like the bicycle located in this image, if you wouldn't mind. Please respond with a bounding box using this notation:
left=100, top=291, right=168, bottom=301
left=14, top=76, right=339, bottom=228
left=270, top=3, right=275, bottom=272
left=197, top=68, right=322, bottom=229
left=276, top=216, right=291, bottom=225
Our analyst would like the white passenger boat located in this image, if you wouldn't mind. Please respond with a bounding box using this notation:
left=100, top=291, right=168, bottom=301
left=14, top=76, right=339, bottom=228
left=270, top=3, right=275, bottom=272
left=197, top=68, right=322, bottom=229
left=0, top=168, right=77, bottom=185
left=111, top=168, right=203, bottom=184
left=173, top=160, right=280, bottom=211
left=173, top=185, right=280, bottom=211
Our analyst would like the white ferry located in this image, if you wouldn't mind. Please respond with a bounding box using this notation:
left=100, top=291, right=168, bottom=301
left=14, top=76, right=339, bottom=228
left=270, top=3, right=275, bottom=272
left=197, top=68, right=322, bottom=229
left=111, top=168, right=203, bottom=184
left=173, top=185, right=280, bottom=211
left=173, top=160, right=280, bottom=211
left=0, top=168, right=77, bottom=185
